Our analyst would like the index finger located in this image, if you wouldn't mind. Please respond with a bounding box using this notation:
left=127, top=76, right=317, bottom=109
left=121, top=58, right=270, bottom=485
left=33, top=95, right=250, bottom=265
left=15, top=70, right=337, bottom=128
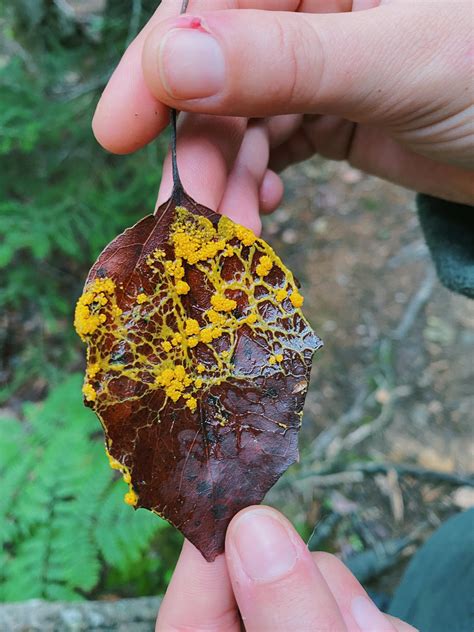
left=156, top=539, right=240, bottom=632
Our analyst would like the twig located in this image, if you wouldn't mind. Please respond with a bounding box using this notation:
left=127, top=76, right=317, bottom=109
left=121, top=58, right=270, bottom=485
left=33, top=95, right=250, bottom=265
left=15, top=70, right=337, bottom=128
left=391, top=266, right=436, bottom=340
left=307, top=512, right=343, bottom=551
left=296, top=461, right=474, bottom=488
left=126, top=0, right=143, bottom=45
left=344, top=523, right=429, bottom=583
left=387, top=240, right=429, bottom=269
left=312, top=385, right=369, bottom=460
left=297, top=471, right=364, bottom=488
left=332, top=395, right=395, bottom=454
left=375, top=469, right=404, bottom=523
left=322, top=386, right=396, bottom=462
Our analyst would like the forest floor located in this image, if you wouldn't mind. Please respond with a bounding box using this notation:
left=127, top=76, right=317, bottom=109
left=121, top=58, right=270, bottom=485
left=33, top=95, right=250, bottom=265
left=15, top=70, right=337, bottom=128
left=265, top=157, right=474, bottom=599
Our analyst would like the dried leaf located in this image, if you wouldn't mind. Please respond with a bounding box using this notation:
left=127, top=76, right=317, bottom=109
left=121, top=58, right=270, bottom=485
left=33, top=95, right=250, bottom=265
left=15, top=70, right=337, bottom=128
left=74, top=189, right=321, bottom=560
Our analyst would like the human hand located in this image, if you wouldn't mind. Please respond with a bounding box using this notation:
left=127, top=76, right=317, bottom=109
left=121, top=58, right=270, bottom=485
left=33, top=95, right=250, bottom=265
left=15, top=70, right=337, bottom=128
left=93, top=0, right=473, bottom=209
left=155, top=505, right=416, bottom=632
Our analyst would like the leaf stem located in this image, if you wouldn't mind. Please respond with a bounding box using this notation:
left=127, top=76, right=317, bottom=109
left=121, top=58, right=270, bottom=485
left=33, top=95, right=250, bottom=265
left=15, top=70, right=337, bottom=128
left=170, top=108, right=183, bottom=194
left=170, top=0, right=190, bottom=198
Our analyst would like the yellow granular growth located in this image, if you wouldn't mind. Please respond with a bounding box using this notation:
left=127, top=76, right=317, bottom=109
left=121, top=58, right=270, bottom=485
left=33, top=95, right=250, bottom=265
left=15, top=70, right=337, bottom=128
left=197, top=364, right=205, bottom=373
left=194, top=378, right=203, bottom=388
left=171, top=333, right=182, bottom=346
left=256, top=255, right=273, bottom=277
left=171, top=208, right=227, bottom=265
left=186, top=397, right=197, bottom=411
left=74, top=277, right=116, bottom=341
left=82, top=382, right=97, bottom=402
left=162, top=341, right=172, bottom=352
left=136, top=293, right=147, bottom=304
left=156, top=365, right=192, bottom=403
left=207, top=309, right=226, bottom=325
left=87, top=363, right=100, bottom=378
left=235, top=224, right=257, bottom=247
left=211, top=294, right=237, bottom=313
left=269, top=353, right=284, bottom=365
left=217, top=215, right=236, bottom=240
left=210, top=326, right=222, bottom=339
left=276, top=289, right=287, bottom=302
left=200, top=328, right=214, bottom=343
left=165, top=258, right=185, bottom=279
left=185, top=318, right=200, bottom=336
left=290, top=290, right=304, bottom=308
left=187, top=336, right=199, bottom=348
left=175, top=280, right=190, bottom=295
left=246, top=313, right=258, bottom=324
left=124, top=490, right=138, bottom=506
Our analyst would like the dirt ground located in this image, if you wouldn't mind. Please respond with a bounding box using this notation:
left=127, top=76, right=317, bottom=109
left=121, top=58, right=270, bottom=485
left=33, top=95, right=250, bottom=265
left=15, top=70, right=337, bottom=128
left=264, top=157, right=474, bottom=597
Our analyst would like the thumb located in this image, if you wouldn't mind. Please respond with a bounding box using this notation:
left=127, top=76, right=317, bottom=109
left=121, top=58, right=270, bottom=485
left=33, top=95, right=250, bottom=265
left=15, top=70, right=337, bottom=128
left=142, top=6, right=467, bottom=125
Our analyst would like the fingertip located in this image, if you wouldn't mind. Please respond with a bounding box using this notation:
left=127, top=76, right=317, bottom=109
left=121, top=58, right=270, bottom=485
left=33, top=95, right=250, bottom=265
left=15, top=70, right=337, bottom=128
left=225, top=506, right=347, bottom=631
left=225, top=504, right=307, bottom=581
left=259, top=169, right=284, bottom=214
left=92, top=43, right=170, bottom=154
left=157, top=538, right=237, bottom=632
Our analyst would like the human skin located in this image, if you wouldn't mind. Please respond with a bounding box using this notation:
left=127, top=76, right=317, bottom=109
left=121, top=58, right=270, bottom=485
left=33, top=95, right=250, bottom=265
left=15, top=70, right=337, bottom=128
left=91, top=1, right=471, bottom=629
left=154, top=505, right=417, bottom=631
left=93, top=0, right=474, bottom=214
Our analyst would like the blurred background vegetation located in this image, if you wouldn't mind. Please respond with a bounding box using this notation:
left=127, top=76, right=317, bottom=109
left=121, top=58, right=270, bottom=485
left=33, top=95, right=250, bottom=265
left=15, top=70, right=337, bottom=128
left=1, top=0, right=473, bottom=612
left=0, top=0, right=183, bottom=601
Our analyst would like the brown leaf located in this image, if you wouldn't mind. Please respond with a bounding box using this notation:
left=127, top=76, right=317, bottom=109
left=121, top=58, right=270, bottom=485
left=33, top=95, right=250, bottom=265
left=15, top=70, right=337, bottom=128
left=74, top=189, right=321, bottom=561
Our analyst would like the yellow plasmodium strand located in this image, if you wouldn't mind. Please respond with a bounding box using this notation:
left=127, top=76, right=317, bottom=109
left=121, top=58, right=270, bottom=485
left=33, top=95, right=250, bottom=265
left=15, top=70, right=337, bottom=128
left=106, top=449, right=137, bottom=506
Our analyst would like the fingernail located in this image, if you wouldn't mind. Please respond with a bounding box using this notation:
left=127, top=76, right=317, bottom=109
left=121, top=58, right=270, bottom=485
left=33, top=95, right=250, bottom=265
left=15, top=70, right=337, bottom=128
left=158, top=26, right=225, bottom=99
left=231, top=509, right=298, bottom=582
left=351, top=595, right=392, bottom=631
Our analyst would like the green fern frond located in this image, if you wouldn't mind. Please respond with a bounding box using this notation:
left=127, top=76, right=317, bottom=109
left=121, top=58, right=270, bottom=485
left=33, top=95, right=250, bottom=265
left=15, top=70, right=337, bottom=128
left=0, top=374, right=172, bottom=601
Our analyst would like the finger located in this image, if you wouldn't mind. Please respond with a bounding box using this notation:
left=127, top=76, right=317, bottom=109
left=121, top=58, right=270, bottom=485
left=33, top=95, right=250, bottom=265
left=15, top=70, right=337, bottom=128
left=346, top=124, right=474, bottom=205
left=217, top=122, right=271, bottom=234
left=156, top=539, right=239, bottom=632
left=155, top=113, right=247, bottom=215
left=225, top=506, right=347, bottom=632
left=313, top=552, right=418, bottom=632
left=92, top=0, right=308, bottom=154
left=268, top=115, right=474, bottom=205
left=142, top=5, right=468, bottom=126
left=269, top=114, right=355, bottom=171
left=259, top=169, right=284, bottom=214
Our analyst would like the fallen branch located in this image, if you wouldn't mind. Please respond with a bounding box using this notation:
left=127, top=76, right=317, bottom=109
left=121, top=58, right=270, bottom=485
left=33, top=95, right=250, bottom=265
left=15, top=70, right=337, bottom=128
left=296, top=461, right=474, bottom=488
left=391, top=266, right=436, bottom=340
left=0, top=596, right=161, bottom=632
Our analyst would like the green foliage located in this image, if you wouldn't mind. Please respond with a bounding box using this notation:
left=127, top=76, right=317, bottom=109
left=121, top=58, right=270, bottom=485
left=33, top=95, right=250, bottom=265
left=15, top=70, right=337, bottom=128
left=0, top=1, right=166, bottom=400
left=0, top=374, right=174, bottom=601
